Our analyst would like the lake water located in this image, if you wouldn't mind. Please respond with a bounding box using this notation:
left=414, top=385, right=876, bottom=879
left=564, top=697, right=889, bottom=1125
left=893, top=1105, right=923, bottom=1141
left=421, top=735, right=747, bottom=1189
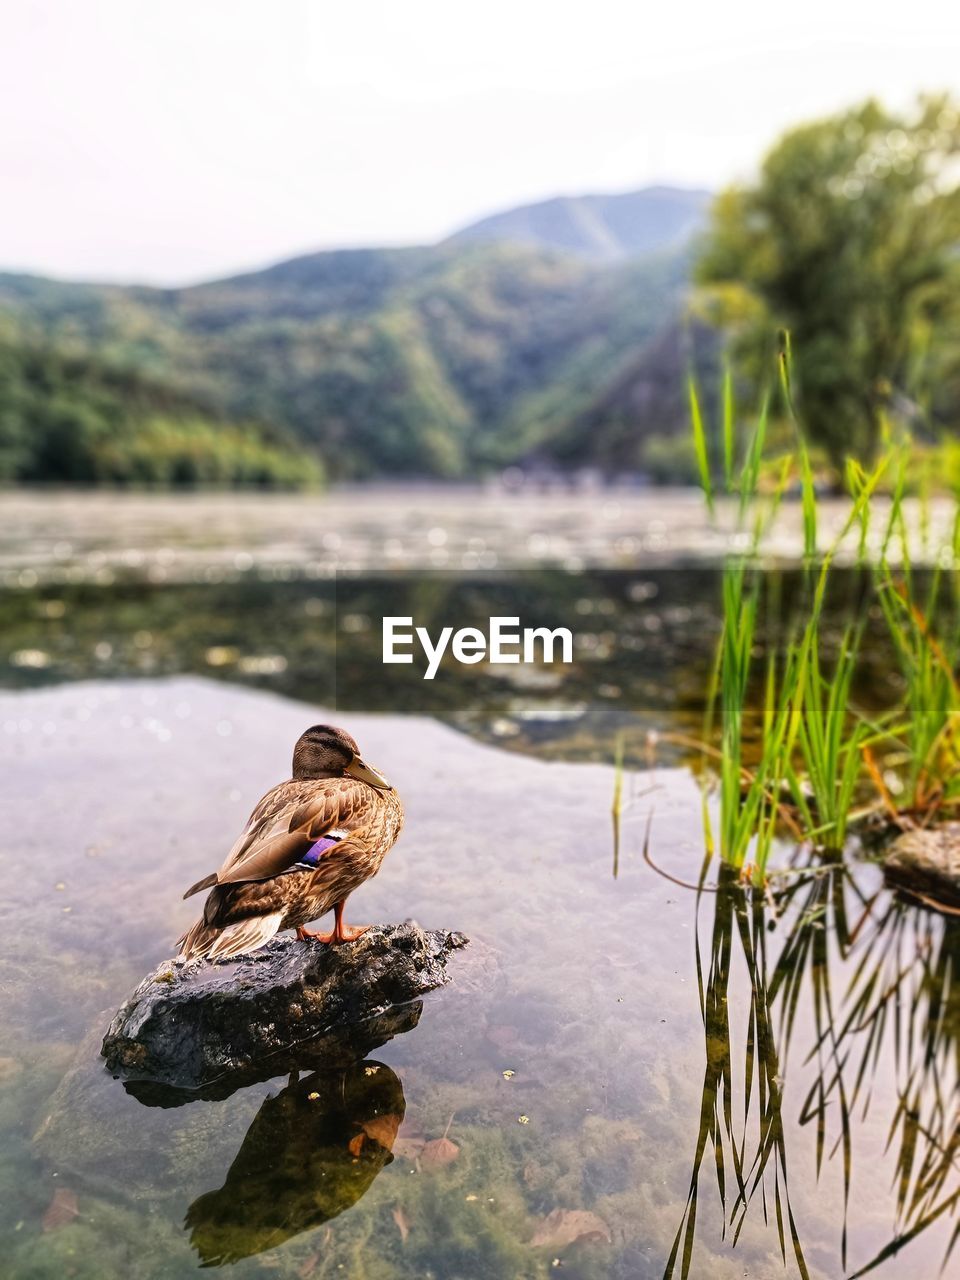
left=0, top=489, right=956, bottom=1279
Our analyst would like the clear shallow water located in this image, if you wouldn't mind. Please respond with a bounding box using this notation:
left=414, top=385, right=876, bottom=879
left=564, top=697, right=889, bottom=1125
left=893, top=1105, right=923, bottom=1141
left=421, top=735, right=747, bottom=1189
left=0, top=679, right=956, bottom=1279
left=0, top=492, right=957, bottom=1278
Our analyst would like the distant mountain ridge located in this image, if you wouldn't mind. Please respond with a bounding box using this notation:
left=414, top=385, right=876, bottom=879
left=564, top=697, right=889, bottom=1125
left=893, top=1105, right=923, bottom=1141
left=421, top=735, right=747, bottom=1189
left=0, top=185, right=713, bottom=482
left=449, top=185, right=710, bottom=261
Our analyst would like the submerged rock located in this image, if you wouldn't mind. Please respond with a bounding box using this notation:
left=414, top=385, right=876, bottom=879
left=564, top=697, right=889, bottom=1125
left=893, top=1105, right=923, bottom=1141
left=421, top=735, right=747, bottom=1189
left=101, top=923, right=468, bottom=1089
left=883, top=824, right=960, bottom=910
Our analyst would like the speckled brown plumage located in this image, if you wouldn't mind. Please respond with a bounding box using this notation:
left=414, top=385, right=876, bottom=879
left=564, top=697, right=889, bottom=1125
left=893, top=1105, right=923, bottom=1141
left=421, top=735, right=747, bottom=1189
left=178, top=726, right=404, bottom=961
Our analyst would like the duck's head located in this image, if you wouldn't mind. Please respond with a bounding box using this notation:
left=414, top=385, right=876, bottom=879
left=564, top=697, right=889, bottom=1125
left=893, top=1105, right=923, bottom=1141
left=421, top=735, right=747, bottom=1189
left=292, top=725, right=394, bottom=790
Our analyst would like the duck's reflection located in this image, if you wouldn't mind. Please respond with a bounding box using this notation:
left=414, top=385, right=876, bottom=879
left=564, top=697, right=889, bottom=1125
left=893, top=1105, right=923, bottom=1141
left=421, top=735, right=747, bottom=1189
left=116, top=1003, right=418, bottom=1266
left=184, top=1058, right=404, bottom=1266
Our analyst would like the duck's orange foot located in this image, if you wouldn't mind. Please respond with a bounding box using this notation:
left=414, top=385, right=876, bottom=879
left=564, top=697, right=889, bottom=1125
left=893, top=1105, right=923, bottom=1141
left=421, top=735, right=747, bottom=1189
left=296, top=925, right=335, bottom=944
left=335, top=922, right=370, bottom=944
left=295, top=921, right=370, bottom=945
left=297, top=901, right=371, bottom=946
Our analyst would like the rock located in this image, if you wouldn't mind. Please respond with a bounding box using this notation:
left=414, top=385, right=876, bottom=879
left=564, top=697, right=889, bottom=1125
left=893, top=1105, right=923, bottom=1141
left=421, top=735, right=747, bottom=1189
left=101, top=923, right=468, bottom=1089
left=123, top=1002, right=424, bottom=1108
left=33, top=1024, right=415, bottom=1205
left=883, top=824, right=960, bottom=910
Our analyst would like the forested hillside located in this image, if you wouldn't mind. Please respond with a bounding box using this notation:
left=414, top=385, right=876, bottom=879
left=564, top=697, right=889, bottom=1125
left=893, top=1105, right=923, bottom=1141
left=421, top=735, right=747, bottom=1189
left=0, top=188, right=707, bottom=482
left=0, top=328, right=322, bottom=486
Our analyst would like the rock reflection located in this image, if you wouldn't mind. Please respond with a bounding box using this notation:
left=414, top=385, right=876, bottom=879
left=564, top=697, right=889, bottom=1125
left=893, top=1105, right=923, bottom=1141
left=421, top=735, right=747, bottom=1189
left=112, top=1004, right=420, bottom=1267
left=184, top=1059, right=405, bottom=1267
left=668, top=859, right=960, bottom=1279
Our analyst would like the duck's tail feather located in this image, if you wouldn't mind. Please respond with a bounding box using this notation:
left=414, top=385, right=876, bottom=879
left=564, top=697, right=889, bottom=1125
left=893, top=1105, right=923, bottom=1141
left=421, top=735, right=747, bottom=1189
left=183, top=872, right=218, bottom=900
left=178, top=911, right=285, bottom=962
left=176, top=918, right=219, bottom=961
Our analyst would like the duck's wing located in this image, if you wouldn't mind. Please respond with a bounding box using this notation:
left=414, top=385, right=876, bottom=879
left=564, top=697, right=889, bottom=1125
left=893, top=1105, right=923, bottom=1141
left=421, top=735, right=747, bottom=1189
left=184, top=780, right=372, bottom=896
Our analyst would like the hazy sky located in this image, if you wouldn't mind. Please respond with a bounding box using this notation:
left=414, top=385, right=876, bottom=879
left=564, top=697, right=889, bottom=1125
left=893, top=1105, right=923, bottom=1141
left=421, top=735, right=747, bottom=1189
left=3, top=1, right=959, bottom=284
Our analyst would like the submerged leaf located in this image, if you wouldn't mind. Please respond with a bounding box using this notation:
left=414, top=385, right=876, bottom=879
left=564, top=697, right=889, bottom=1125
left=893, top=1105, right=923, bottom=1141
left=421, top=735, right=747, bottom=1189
left=420, top=1137, right=459, bottom=1169
left=392, top=1204, right=411, bottom=1244
left=531, top=1208, right=611, bottom=1249
left=42, top=1187, right=78, bottom=1231
left=0, top=1057, right=22, bottom=1082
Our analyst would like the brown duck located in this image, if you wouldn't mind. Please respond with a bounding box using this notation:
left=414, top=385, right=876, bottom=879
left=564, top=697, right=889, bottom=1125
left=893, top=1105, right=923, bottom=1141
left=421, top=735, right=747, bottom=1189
left=178, top=725, right=403, bottom=961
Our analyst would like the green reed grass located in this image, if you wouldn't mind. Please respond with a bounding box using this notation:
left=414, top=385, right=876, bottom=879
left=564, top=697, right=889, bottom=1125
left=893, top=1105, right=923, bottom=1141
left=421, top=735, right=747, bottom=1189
left=722, top=365, right=735, bottom=491
left=702, top=464, right=888, bottom=870
left=874, top=565, right=960, bottom=813
left=778, top=334, right=817, bottom=560
left=703, top=566, right=782, bottom=874
left=611, top=732, right=624, bottom=879
left=692, top=372, right=802, bottom=874
left=689, top=376, right=713, bottom=517
left=786, top=623, right=869, bottom=850
left=658, top=345, right=960, bottom=1271
left=684, top=340, right=960, bottom=865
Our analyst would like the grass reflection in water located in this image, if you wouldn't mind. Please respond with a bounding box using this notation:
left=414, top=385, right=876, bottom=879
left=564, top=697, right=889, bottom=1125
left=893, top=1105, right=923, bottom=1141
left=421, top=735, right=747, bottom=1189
left=667, top=855, right=959, bottom=1280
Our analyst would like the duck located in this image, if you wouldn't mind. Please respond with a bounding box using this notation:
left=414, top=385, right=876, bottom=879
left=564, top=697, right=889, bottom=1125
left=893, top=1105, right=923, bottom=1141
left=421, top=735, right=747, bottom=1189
left=178, top=725, right=404, bottom=961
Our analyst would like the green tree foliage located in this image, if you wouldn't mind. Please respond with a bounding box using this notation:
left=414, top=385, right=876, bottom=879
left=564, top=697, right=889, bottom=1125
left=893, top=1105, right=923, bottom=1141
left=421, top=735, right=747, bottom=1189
left=0, top=329, right=323, bottom=487
left=697, top=95, right=960, bottom=468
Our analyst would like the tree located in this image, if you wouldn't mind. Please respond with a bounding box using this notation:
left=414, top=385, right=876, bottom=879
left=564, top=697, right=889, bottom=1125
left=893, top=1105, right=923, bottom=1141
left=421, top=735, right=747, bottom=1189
left=696, top=96, right=960, bottom=469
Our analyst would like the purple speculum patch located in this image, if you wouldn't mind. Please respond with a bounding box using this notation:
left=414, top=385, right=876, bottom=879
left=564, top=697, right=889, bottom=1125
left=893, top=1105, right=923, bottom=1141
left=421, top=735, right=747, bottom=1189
left=293, top=830, right=347, bottom=870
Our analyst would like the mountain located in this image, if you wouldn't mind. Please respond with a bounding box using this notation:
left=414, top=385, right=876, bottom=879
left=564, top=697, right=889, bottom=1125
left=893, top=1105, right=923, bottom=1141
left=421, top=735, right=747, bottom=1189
left=0, top=326, right=322, bottom=486
left=551, top=318, right=721, bottom=468
left=449, top=186, right=710, bottom=261
left=0, top=187, right=712, bottom=483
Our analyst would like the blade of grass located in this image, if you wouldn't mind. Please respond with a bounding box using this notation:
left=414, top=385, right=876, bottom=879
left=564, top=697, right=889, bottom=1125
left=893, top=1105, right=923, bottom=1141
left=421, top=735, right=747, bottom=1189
left=722, top=364, right=735, bottom=491
left=689, top=375, right=714, bottom=517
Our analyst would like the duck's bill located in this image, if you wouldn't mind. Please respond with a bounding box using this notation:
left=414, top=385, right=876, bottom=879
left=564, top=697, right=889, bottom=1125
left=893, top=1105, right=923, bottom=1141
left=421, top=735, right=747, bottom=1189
left=345, top=756, right=393, bottom=790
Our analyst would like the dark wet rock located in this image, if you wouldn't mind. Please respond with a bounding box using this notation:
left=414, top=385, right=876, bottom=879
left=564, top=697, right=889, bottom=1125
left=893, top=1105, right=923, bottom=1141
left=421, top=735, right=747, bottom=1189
left=124, top=1002, right=424, bottom=1108
left=883, top=824, right=960, bottom=909
left=34, top=1012, right=420, bottom=1202
left=102, top=923, right=468, bottom=1089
